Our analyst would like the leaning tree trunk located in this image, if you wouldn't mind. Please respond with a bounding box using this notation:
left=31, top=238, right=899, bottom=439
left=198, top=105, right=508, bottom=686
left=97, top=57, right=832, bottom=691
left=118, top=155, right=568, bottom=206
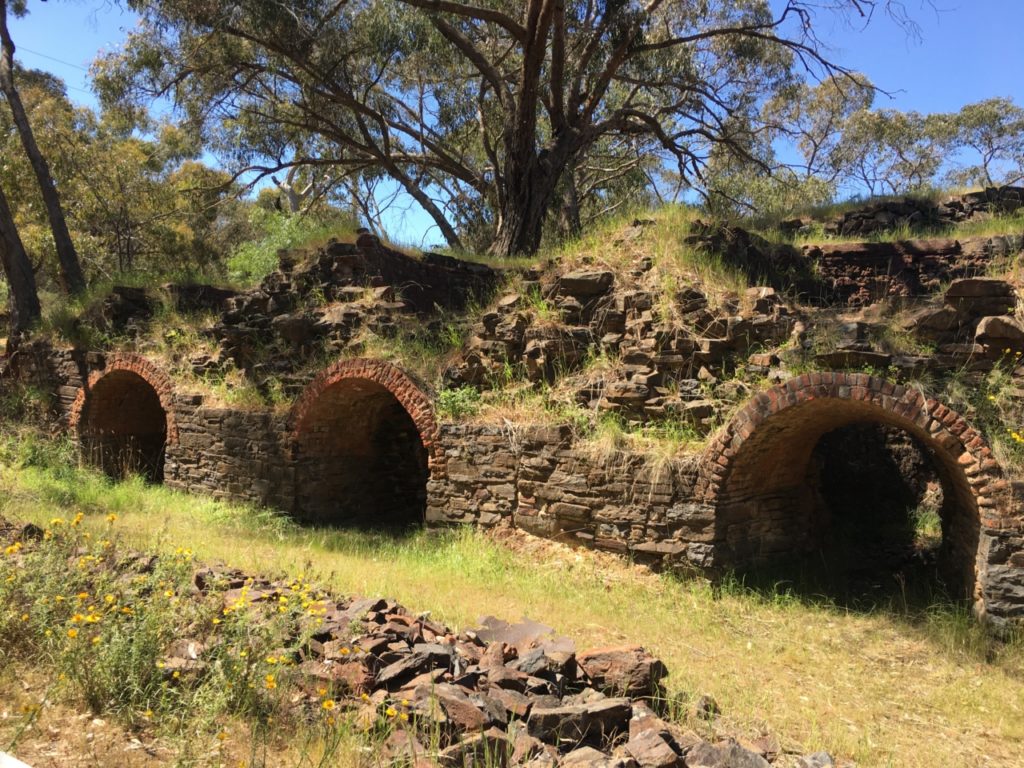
left=0, top=3, right=86, bottom=295
left=0, top=181, right=41, bottom=333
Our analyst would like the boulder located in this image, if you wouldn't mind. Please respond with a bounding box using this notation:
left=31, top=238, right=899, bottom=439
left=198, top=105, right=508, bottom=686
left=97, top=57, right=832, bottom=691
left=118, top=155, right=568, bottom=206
left=945, top=278, right=1015, bottom=299
left=560, top=746, right=621, bottom=767
left=437, top=728, right=511, bottom=767
left=945, top=278, right=1017, bottom=318
left=625, top=729, right=682, bottom=767
left=558, top=270, right=615, bottom=298
left=577, top=646, right=668, bottom=698
left=527, top=697, right=632, bottom=745
left=684, top=740, right=770, bottom=768
left=975, top=316, right=1024, bottom=348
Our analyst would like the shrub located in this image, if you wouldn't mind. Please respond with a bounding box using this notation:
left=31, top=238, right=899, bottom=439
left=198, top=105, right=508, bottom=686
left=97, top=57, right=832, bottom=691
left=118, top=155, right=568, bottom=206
left=226, top=209, right=359, bottom=286
left=437, top=386, right=482, bottom=419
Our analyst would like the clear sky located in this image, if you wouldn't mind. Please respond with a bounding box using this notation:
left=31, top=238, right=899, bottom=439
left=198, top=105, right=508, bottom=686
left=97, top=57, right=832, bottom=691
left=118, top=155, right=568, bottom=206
left=7, top=1, right=1024, bottom=245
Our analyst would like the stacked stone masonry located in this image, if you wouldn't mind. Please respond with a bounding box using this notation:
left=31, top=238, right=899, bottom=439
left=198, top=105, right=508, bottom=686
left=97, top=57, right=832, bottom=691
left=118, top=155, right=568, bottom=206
left=11, top=346, right=1024, bottom=625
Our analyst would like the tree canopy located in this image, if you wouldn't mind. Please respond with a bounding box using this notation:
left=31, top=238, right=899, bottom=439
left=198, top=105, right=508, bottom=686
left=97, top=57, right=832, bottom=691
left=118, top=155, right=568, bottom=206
left=98, top=1, right=931, bottom=256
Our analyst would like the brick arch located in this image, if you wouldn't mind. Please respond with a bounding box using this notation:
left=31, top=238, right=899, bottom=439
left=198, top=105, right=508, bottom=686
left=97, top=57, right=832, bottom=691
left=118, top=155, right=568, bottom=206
left=697, top=371, right=1015, bottom=617
left=69, top=353, right=178, bottom=444
left=290, top=358, right=442, bottom=472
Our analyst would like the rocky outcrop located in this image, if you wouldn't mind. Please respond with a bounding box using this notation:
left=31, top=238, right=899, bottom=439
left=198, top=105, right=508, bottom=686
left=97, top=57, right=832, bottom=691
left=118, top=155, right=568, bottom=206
left=207, top=237, right=500, bottom=380
left=447, top=251, right=794, bottom=430
left=823, top=186, right=1024, bottom=237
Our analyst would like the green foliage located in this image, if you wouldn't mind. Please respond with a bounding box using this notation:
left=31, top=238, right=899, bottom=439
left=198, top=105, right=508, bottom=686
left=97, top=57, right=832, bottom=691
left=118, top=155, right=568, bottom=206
left=0, top=70, right=256, bottom=287
left=0, top=383, right=50, bottom=425
left=226, top=209, right=358, bottom=286
left=436, top=386, right=482, bottom=420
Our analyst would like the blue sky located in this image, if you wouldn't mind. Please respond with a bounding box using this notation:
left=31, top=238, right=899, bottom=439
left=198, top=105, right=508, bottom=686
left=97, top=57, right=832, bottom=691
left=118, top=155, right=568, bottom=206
left=7, top=1, right=1024, bottom=244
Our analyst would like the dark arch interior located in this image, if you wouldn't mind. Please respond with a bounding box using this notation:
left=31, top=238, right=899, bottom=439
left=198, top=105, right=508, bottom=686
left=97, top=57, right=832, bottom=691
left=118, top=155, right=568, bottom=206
left=716, top=399, right=980, bottom=606
left=81, top=371, right=168, bottom=482
left=294, top=379, right=429, bottom=528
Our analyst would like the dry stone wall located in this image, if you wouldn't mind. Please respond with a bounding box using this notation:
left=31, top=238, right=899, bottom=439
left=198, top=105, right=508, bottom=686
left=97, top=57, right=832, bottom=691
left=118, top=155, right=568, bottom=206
left=6, top=341, right=1024, bottom=624
left=427, top=424, right=714, bottom=567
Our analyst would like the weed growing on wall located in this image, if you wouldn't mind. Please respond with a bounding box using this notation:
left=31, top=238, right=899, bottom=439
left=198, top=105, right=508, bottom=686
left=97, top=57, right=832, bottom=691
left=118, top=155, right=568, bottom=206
left=436, top=386, right=482, bottom=419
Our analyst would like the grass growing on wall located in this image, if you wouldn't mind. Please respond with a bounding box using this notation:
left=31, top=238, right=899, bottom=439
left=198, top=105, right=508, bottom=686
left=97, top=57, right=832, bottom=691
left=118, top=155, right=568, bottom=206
left=1, top=433, right=1023, bottom=767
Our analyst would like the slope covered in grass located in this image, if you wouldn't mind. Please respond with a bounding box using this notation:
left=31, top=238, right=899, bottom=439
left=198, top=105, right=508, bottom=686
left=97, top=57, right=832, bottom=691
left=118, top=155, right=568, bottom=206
left=1, top=435, right=1022, bottom=767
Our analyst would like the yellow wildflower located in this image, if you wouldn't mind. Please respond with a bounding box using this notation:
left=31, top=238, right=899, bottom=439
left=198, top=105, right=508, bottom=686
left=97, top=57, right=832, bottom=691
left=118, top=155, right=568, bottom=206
left=385, top=707, right=397, bottom=718
left=105, top=514, right=117, bottom=523
left=264, top=674, right=277, bottom=690
left=67, top=628, right=79, bottom=639
left=321, top=699, right=336, bottom=711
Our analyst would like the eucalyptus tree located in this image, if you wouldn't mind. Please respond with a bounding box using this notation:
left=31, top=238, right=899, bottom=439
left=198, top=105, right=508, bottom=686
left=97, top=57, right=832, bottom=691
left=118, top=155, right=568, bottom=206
left=832, top=108, right=947, bottom=196
left=0, top=180, right=41, bottom=333
left=0, top=0, right=86, bottom=293
left=99, top=1, right=912, bottom=256
left=944, top=98, right=1024, bottom=188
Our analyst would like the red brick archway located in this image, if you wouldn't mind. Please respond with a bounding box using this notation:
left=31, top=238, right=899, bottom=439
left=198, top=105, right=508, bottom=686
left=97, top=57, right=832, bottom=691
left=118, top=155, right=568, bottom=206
left=290, top=358, right=441, bottom=527
left=698, top=372, right=1018, bottom=617
left=69, top=353, right=177, bottom=481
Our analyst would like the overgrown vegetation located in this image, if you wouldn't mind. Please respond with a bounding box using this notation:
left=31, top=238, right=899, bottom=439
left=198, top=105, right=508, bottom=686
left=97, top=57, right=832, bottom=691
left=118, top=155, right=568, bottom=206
left=227, top=209, right=361, bottom=287
left=1, top=433, right=1022, bottom=767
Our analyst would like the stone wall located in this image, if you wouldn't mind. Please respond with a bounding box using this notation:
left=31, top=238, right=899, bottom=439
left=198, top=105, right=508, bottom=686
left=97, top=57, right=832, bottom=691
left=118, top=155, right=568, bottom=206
left=5, top=342, right=1024, bottom=623
left=428, top=423, right=715, bottom=568
left=165, top=398, right=294, bottom=510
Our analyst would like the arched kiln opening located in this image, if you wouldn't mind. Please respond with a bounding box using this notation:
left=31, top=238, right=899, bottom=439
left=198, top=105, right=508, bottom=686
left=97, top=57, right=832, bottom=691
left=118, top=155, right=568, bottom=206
left=79, top=370, right=168, bottom=482
left=294, top=377, right=429, bottom=528
left=713, top=395, right=981, bottom=605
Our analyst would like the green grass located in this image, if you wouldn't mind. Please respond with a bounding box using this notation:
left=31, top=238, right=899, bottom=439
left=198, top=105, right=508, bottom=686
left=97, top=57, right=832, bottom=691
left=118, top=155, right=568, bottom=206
left=1, top=436, right=1023, bottom=767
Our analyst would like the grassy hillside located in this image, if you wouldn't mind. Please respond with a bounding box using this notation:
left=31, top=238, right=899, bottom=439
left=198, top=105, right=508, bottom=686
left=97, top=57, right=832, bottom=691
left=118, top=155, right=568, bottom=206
left=1, top=434, right=1022, bottom=767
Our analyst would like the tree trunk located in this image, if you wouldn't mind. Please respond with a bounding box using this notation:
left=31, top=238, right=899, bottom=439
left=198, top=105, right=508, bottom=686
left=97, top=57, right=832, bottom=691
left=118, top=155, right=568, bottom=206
left=0, top=181, right=41, bottom=333
left=490, top=142, right=572, bottom=257
left=490, top=179, right=554, bottom=256
left=0, top=2, right=86, bottom=295
left=557, top=162, right=582, bottom=240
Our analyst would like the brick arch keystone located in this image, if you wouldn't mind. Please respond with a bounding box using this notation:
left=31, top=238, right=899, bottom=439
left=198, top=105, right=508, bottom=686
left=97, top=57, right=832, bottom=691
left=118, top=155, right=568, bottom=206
left=290, top=358, right=443, bottom=475
left=68, top=353, right=178, bottom=444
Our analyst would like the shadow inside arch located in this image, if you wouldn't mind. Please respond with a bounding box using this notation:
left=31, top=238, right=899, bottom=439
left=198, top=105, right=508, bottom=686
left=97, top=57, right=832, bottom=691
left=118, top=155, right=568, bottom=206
left=706, top=380, right=992, bottom=619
